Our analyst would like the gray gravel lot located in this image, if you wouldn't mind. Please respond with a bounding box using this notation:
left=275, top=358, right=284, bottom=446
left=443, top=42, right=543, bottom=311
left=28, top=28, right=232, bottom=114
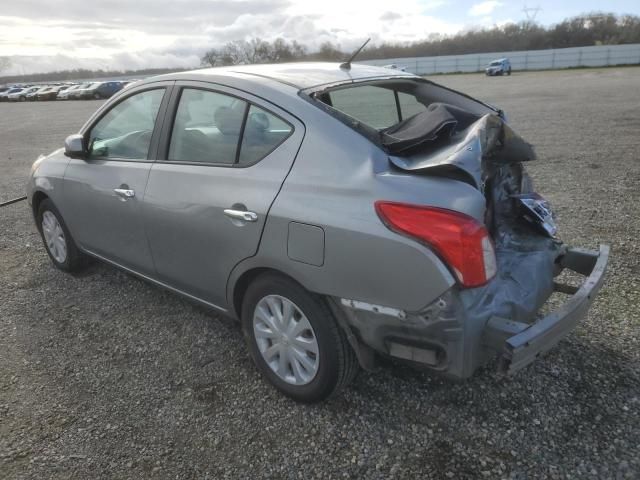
left=1, top=68, right=639, bottom=479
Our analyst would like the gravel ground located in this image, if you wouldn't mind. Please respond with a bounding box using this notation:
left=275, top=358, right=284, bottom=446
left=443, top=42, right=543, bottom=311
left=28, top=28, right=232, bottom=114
left=1, top=68, right=639, bottom=479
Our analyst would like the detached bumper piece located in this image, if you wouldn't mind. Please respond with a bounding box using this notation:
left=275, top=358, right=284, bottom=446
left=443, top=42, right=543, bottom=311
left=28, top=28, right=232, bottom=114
left=484, top=245, right=609, bottom=375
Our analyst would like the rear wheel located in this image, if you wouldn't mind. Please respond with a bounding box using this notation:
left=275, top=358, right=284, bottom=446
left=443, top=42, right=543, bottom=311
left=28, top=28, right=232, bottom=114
left=37, top=199, right=86, bottom=272
left=93, top=92, right=101, bottom=100
left=242, top=273, right=358, bottom=403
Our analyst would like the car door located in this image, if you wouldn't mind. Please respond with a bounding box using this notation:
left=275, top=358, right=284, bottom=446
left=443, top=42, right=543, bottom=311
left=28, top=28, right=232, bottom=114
left=61, top=83, right=172, bottom=275
left=143, top=82, right=304, bottom=309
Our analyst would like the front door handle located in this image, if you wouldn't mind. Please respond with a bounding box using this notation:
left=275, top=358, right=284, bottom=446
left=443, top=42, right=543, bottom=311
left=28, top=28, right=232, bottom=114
left=224, top=209, right=258, bottom=222
left=114, top=188, right=135, bottom=199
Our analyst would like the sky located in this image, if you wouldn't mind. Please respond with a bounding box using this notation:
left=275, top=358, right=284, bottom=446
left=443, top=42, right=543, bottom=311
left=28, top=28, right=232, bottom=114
left=1, top=0, right=638, bottom=75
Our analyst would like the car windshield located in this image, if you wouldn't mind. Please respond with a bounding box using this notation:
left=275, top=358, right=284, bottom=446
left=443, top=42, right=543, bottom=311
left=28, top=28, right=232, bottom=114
left=490, top=61, right=502, bottom=66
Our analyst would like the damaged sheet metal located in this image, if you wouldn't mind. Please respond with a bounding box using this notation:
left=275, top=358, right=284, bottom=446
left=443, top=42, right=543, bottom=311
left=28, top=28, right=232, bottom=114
left=388, top=105, right=563, bottom=325
left=387, top=105, right=536, bottom=190
left=513, top=193, right=558, bottom=237
left=466, top=157, right=563, bottom=325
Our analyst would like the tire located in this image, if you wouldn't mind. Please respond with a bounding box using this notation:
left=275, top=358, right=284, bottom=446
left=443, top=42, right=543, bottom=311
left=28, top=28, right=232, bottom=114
left=36, top=199, right=86, bottom=272
left=241, top=273, right=359, bottom=403
left=93, top=92, right=101, bottom=100
left=19, top=96, right=26, bottom=101
left=507, top=69, right=512, bottom=76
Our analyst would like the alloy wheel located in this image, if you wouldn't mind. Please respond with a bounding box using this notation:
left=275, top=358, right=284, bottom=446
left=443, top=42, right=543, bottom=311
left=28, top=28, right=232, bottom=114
left=41, top=210, right=67, bottom=263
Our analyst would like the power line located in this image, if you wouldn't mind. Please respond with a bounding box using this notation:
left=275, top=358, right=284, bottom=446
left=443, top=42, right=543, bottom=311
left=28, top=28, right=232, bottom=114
left=522, top=4, right=542, bottom=23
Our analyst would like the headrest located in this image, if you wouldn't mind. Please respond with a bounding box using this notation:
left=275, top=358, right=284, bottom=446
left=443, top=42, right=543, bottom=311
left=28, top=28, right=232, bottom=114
left=246, top=111, right=270, bottom=132
left=215, top=106, right=244, bottom=135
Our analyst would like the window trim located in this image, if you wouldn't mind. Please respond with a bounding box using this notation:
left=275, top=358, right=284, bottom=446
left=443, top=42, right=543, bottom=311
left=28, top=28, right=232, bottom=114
left=159, top=85, right=295, bottom=169
left=393, top=90, right=402, bottom=122
left=81, top=84, right=172, bottom=163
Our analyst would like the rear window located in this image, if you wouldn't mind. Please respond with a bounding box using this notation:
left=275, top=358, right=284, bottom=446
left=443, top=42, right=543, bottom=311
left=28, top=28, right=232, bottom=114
left=326, top=84, right=428, bottom=130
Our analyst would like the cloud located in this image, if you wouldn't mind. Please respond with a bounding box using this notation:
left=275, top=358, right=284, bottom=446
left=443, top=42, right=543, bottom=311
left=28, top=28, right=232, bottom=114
left=0, top=0, right=465, bottom=75
left=380, top=11, right=403, bottom=22
left=468, top=1, right=502, bottom=17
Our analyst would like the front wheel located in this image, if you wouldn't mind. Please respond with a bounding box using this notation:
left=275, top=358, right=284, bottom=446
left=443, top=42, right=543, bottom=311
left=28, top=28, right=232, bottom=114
left=93, top=92, right=101, bottom=100
left=242, top=273, right=358, bottom=403
left=37, top=199, right=87, bottom=272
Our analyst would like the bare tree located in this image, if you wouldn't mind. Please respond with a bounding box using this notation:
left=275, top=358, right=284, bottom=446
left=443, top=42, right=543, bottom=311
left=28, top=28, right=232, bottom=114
left=200, top=38, right=311, bottom=67
left=198, top=13, right=640, bottom=68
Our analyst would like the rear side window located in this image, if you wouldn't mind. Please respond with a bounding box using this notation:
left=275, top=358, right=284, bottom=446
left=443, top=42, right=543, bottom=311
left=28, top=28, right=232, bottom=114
left=168, top=88, right=292, bottom=166
left=238, top=105, right=293, bottom=165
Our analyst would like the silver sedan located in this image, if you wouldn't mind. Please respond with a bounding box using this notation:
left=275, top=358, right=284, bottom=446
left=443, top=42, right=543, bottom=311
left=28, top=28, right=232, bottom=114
left=28, top=63, right=608, bottom=402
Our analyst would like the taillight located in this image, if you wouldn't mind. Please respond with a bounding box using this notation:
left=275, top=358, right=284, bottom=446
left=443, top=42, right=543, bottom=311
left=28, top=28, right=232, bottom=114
left=375, top=201, right=497, bottom=288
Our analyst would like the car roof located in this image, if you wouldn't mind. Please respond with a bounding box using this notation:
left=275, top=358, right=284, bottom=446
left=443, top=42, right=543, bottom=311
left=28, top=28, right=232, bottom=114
left=156, top=62, right=416, bottom=90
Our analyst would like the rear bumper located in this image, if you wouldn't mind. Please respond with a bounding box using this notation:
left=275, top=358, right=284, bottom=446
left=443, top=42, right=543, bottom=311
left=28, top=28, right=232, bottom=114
left=337, top=245, right=608, bottom=378
left=483, top=245, right=609, bottom=374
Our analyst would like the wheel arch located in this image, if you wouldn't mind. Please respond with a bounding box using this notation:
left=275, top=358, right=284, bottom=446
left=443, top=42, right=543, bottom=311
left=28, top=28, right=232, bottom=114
left=31, top=190, right=50, bottom=218
left=229, top=265, right=312, bottom=321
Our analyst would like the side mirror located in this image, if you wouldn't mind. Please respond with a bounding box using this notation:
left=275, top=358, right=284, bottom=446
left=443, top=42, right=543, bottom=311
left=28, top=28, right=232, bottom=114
left=64, top=134, right=87, bottom=159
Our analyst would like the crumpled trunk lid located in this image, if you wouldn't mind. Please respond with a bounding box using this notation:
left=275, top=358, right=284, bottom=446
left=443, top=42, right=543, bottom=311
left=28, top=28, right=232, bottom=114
left=386, top=105, right=564, bottom=324
left=387, top=106, right=536, bottom=191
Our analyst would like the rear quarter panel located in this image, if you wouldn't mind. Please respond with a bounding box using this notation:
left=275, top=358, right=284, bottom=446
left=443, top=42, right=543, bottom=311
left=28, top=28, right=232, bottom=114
left=230, top=106, right=487, bottom=313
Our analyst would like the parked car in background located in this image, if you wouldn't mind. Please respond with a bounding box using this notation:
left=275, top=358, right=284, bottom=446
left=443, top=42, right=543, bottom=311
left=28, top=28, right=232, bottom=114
left=37, top=86, right=64, bottom=101
left=58, top=83, right=88, bottom=100
left=27, top=86, right=50, bottom=101
left=383, top=64, right=407, bottom=71
left=0, top=87, right=22, bottom=101
left=28, top=63, right=608, bottom=402
left=485, top=58, right=511, bottom=76
left=79, top=81, right=124, bottom=99
left=69, top=82, right=102, bottom=100
left=8, top=86, right=40, bottom=101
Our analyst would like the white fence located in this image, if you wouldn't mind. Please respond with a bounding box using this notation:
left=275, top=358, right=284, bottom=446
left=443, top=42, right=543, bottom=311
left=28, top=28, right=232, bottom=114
left=362, top=43, right=640, bottom=75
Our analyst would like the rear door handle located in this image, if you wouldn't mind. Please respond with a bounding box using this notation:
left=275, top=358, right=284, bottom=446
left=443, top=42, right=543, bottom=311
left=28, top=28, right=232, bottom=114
left=224, top=209, right=258, bottom=222
left=114, top=188, right=135, bottom=199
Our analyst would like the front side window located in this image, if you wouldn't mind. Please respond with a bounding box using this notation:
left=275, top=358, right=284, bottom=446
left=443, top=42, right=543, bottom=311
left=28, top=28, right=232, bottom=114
left=168, top=88, right=293, bottom=166
left=88, top=88, right=164, bottom=159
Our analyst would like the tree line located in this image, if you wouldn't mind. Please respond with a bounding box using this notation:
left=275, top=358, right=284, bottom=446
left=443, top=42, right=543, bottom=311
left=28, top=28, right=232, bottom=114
left=2, top=12, right=639, bottom=83
left=0, top=67, right=185, bottom=85
left=201, top=12, right=640, bottom=66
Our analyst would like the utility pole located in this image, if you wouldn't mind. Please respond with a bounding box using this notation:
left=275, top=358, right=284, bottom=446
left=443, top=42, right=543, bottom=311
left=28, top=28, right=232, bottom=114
left=522, top=4, right=542, bottom=25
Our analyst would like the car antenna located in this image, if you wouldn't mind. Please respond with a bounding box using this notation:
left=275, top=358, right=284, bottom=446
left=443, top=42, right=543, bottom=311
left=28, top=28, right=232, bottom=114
left=339, top=38, right=371, bottom=70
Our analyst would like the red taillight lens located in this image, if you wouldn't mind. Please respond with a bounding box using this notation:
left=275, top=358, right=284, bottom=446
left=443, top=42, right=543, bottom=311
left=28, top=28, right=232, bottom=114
left=375, top=201, right=497, bottom=288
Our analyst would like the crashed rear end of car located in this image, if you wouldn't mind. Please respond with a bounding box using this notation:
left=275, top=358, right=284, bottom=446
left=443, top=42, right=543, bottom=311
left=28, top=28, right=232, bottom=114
left=303, top=77, right=609, bottom=378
